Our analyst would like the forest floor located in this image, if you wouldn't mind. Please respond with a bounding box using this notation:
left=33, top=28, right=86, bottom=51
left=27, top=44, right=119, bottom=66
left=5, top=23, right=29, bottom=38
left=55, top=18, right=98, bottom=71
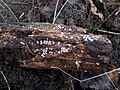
left=0, top=0, right=120, bottom=90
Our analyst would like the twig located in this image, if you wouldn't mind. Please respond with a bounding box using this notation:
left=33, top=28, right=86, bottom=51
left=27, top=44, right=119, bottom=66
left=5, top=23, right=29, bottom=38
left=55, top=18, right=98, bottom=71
left=51, top=66, right=120, bottom=83
left=53, top=0, right=59, bottom=24
left=0, top=71, right=10, bottom=90
left=97, top=29, right=120, bottom=35
left=0, top=2, right=4, bottom=8
left=51, top=66, right=82, bottom=82
left=69, top=78, right=75, bottom=90
left=19, top=12, right=25, bottom=19
left=0, top=13, right=6, bottom=22
left=92, top=6, right=120, bottom=33
left=11, top=2, right=29, bottom=5
left=105, top=72, right=118, bottom=90
left=100, top=0, right=120, bottom=5
left=103, top=2, right=120, bottom=5
left=52, top=0, right=69, bottom=24
left=79, top=68, right=120, bottom=83
left=27, top=0, right=35, bottom=23
left=0, top=0, right=19, bottom=22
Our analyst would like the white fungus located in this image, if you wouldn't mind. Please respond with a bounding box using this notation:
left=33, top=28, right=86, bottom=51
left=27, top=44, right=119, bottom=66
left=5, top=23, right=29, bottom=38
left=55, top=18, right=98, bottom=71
left=82, top=34, right=94, bottom=42
left=61, top=26, right=64, bottom=29
left=96, top=63, right=100, bottom=65
left=57, top=42, right=61, bottom=45
left=61, top=47, right=69, bottom=53
left=37, top=40, right=56, bottom=45
left=36, top=41, right=39, bottom=44
left=75, top=61, right=82, bottom=69
left=75, top=61, right=79, bottom=66
left=70, top=36, right=73, bottom=39
left=69, top=28, right=72, bottom=31
left=13, top=36, right=16, bottom=39
left=41, top=48, right=48, bottom=57
left=40, top=40, right=43, bottom=45
left=57, top=25, right=62, bottom=29
left=52, top=41, right=55, bottom=44
left=20, top=41, right=25, bottom=45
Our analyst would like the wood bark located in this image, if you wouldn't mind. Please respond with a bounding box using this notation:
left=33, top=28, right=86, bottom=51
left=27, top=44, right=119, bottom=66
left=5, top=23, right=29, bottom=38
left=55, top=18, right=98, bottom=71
left=0, top=23, right=112, bottom=72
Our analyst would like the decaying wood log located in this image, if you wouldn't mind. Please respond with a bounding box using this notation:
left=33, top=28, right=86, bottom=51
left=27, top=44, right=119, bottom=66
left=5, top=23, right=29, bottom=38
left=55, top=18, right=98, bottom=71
left=0, top=23, right=112, bottom=72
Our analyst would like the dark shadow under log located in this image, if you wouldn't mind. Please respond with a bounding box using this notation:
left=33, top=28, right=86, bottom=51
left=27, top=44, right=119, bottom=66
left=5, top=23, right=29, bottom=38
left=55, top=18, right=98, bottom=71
left=0, top=23, right=112, bottom=72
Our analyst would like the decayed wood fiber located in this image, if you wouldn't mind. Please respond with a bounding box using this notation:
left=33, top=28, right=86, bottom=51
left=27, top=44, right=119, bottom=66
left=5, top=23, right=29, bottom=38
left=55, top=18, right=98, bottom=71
left=0, top=23, right=113, bottom=72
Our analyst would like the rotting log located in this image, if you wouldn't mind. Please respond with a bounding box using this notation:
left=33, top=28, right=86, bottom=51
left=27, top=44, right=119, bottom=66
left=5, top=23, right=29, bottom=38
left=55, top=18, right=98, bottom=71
left=0, top=23, right=113, bottom=72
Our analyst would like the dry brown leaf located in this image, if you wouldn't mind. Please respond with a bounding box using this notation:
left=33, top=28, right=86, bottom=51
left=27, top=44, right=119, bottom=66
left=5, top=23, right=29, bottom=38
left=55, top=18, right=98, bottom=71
left=108, top=70, right=119, bottom=81
left=87, top=0, right=104, bottom=21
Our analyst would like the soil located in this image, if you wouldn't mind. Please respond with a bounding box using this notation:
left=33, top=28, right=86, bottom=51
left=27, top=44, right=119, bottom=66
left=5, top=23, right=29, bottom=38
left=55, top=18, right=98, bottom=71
left=0, top=0, right=120, bottom=90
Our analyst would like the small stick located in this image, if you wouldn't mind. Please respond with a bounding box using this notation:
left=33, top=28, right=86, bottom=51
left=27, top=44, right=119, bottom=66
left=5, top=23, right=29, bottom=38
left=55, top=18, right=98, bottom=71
left=0, top=0, right=19, bottom=23
left=92, top=7, right=120, bottom=33
left=51, top=66, right=120, bottom=83
left=53, top=0, right=60, bottom=24
left=105, top=72, right=118, bottom=90
left=52, top=0, right=69, bottom=24
left=0, top=71, right=10, bottom=90
left=97, top=29, right=120, bottom=35
left=11, top=2, right=29, bottom=5
left=103, top=2, right=120, bottom=5
left=51, top=66, right=82, bottom=82
left=0, top=13, right=6, bottom=22
left=19, top=12, right=25, bottom=19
